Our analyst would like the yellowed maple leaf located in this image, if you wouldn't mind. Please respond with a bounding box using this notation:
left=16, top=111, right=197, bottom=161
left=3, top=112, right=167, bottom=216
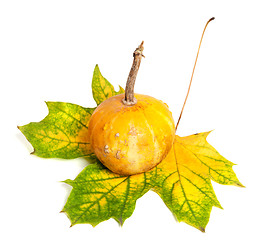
left=19, top=65, right=243, bottom=231
left=153, top=132, right=244, bottom=231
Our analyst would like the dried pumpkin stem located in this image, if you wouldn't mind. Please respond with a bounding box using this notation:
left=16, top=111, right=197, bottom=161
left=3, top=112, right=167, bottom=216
left=122, top=41, right=145, bottom=106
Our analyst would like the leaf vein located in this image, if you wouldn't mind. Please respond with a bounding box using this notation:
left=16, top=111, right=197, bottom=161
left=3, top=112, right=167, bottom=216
left=173, top=146, right=200, bottom=226
left=51, top=104, right=89, bottom=129
left=69, top=177, right=129, bottom=225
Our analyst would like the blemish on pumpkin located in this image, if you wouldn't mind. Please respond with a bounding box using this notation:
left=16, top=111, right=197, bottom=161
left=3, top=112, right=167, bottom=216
left=115, top=133, right=120, bottom=137
left=128, top=127, right=137, bottom=136
left=104, top=145, right=109, bottom=154
left=116, top=150, right=121, bottom=159
left=103, top=124, right=109, bottom=130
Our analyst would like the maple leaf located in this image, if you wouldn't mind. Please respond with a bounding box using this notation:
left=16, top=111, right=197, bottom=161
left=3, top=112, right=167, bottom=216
left=19, top=64, right=243, bottom=231
left=18, top=102, right=95, bottom=159
left=18, top=65, right=122, bottom=159
left=92, top=64, right=124, bottom=105
left=153, top=132, right=243, bottom=231
left=62, top=162, right=156, bottom=226
left=62, top=131, right=242, bottom=231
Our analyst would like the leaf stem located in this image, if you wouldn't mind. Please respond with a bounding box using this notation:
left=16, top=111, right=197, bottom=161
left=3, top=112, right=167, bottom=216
left=122, top=41, right=145, bottom=106
left=175, top=17, right=215, bottom=133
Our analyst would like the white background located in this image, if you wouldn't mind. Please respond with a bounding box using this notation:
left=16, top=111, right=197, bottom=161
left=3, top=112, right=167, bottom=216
left=1, top=0, right=264, bottom=239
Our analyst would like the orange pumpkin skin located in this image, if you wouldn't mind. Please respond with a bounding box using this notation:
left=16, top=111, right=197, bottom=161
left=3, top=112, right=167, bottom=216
left=88, top=93, right=175, bottom=175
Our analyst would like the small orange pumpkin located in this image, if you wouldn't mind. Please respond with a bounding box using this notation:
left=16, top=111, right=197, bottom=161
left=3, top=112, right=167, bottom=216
left=88, top=93, right=175, bottom=175
left=88, top=42, right=175, bottom=175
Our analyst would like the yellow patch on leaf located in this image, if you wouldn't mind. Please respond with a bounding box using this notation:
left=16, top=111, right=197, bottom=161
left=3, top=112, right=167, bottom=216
left=153, top=132, right=243, bottom=231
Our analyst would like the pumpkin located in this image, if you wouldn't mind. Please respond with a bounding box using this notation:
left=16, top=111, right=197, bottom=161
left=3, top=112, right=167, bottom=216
left=88, top=93, right=175, bottom=175
left=88, top=41, right=175, bottom=175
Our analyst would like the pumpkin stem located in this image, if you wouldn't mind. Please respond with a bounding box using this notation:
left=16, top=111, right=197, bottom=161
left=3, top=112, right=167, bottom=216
left=122, top=41, right=145, bottom=106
